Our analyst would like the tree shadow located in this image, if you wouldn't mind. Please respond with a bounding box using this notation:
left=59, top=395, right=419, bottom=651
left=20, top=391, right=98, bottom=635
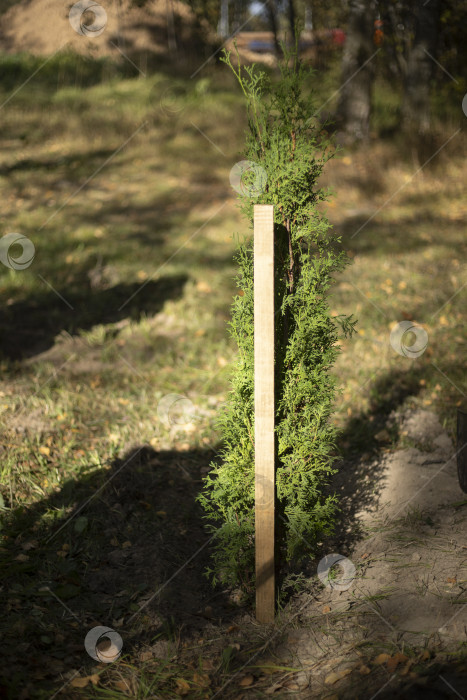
left=0, top=358, right=465, bottom=696
left=337, top=211, right=463, bottom=256
left=282, top=358, right=460, bottom=573
left=322, top=363, right=427, bottom=554
left=0, top=148, right=119, bottom=177
left=108, top=19, right=216, bottom=76
left=0, top=274, right=189, bottom=360
left=0, top=441, right=235, bottom=695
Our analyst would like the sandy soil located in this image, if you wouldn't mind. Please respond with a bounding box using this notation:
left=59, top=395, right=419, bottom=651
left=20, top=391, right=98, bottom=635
left=0, top=0, right=214, bottom=59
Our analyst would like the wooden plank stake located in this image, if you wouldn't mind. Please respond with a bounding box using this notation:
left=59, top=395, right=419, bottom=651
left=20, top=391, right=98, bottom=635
left=254, top=204, right=275, bottom=623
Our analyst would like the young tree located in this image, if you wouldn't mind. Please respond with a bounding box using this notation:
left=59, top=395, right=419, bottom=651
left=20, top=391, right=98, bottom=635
left=335, top=0, right=376, bottom=142
left=197, top=38, right=357, bottom=597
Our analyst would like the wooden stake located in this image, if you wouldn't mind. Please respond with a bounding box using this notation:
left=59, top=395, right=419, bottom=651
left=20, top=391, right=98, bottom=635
left=254, top=204, right=275, bottom=623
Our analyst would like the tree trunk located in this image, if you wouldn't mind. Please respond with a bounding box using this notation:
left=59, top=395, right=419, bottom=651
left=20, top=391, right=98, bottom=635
left=287, top=0, right=296, bottom=44
left=232, top=0, right=242, bottom=33
left=304, top=4, right=312, bottom=31
left=266, top=0, right=282, bottom=57
left=336, top=0, right=376, bottom=143
left=402, top=0, right=440, bottom=134
left=217, top=0, right=229, bottom=38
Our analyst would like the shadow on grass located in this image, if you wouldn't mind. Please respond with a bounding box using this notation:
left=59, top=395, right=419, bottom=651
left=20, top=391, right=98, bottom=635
left=0, top=442, right=234, bottom=697
left=0, top=361, right=465, bottom=697
left=338, top=212, right=463, bottom=255
left=0, top=274, right=189, bottom=360
left=0, top=31, right=220, bottom=94
left=0, top=147, right=121, bottom=177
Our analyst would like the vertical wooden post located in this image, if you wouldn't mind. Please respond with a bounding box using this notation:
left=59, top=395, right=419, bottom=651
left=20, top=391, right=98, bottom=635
left=254, top=204, right=275, bottom=623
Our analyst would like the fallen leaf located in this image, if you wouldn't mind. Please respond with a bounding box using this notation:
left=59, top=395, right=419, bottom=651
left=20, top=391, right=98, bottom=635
left=39, top=446, right=50, bottom=456
left=114, top=679, right=131, bottom=692
left=400, top=659, right=414, bottom=676
left=70, top=675, right=99, bottom=688
left=324, top=668, right=351, bottom=685
left=122, top=541, right=132, bottom=549
left=374, top=653, right=391, bottom=666
left=140, top=650, right=153, bottom=662
left=361, top=552, right=369, bottom=559
left=15, top=553, right=29, bottom=562
left=359, top=665, right=371, bottom=675
left=374, top=429, right=390, bottom=442
left=322, top=605, right=331, bottom=614
left=174, top=678, right=190, bottom=696
left=196, top=280, right=212, bottom=293
left=238, top=674, right=255, bottom=687
left=193, top=672, right=210, bottom=688
left=387, top=653, right=408, bottom=672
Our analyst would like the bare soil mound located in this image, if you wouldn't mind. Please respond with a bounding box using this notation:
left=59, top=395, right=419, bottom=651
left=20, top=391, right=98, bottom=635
left=0, top=0, right=215, bottom=61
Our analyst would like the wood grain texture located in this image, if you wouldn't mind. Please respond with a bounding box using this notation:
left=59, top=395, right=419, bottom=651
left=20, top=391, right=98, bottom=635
left=254, top=204, right=275, bottom=624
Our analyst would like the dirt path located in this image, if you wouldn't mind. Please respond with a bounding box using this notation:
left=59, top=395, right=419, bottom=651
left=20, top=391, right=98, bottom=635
left=245, top=408, right=467, bottom=698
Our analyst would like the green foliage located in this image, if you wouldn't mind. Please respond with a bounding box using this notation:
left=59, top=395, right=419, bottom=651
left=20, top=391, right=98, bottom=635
left=197, top=38, right=357, bottom=597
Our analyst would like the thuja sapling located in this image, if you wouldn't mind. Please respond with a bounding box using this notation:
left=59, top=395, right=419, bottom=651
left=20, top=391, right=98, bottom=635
left=197, top=37, right=357, bottom=598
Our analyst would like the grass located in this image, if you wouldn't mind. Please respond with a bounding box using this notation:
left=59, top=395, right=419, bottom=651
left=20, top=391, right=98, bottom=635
left=0, top=51, right=466, bottom=698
